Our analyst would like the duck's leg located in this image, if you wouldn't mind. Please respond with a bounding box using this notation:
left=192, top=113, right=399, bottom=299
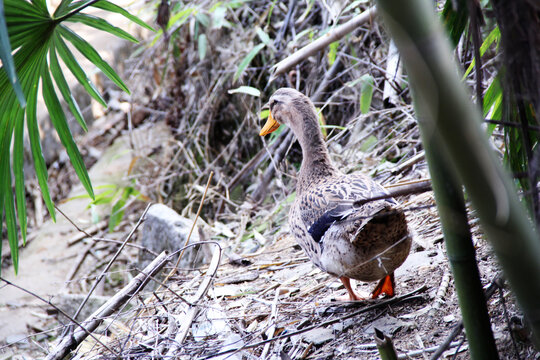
left=371, top=273, right=395, bottom=298
left=337, top=276, right=365, bottom=301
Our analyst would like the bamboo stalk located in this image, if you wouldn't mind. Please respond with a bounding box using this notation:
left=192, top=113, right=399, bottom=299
left=374, top=328, right=399, bottom=360
left=375, top=0, right=540, bottom=350
left=422, top=136, right=498, bottom=359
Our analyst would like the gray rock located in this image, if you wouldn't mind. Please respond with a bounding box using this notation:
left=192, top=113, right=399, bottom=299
left=53, top=293, right=110, bottom=323
left=363, top=314, right=413, bottom=335
left=139, top=204, right=211, bottom=271
left=292, top=327, right=335, bottom=345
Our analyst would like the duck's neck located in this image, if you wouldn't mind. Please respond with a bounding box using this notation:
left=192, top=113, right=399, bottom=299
left=292, top=112, right=337, bottom=194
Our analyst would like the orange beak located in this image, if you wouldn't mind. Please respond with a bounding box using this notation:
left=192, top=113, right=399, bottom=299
left=259, top=111, right=281, bottom=136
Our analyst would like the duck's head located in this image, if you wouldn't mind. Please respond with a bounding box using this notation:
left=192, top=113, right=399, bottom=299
left=259, top=88, right=317, bottom=136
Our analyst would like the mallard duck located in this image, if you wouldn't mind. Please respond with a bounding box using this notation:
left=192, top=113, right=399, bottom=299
left=259, top=88, right=411, bottom=301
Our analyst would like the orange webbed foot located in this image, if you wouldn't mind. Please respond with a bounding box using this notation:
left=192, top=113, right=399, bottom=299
left=371, top=273, right=395, bottom=299
left=337, top=276, right=366, bottom=301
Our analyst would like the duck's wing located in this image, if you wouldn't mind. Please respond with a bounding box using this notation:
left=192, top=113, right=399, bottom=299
left=297, top=173, right=397, bottom=244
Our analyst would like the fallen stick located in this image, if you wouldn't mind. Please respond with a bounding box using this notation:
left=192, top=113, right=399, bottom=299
left=271, top=6, right=377, bottom=80
left=391, top=150, right=425, bottom=175
left=67, top=220, right=108, bottom=246
left=45, top=251, right=170, bottom=360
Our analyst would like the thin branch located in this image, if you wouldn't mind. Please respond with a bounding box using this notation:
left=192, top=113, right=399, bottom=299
left=271, top=7, right=377, bottom=80
left=72, top=203, right=152, bottom=320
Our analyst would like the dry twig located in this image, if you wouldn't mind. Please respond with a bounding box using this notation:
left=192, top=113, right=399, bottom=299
left=271, top=7, right=377, bottom=80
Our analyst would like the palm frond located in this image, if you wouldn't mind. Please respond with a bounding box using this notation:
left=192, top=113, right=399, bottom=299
left=0, top=0, right=25, bottom=106
left=0, top=0, right=153, bottom=272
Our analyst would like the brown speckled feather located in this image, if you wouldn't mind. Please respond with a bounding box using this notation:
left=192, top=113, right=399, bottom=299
left=290, top=171, right=409, bottom=281
left=262, top=88, right=411, bottom=288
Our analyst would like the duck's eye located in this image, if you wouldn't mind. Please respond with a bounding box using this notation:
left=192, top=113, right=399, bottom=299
left=269, top=99, right=281, bottom=111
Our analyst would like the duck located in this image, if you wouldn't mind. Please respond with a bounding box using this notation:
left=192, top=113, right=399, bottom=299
left=259, top=88, right=411, bottom=301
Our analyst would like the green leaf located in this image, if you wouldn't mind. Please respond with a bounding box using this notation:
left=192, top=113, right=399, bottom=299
left=92, top=0, right=154, bottom=31
left=4, top=0, right=49, bottom=18
left=54, top=34, right=107, bottom=107
left=53, top=0, right=74, bottom=18
left=41, top=64, right=94, bottom=199
left=463, top=26, right=500, bottom=79
left=259, top=108, right=269, bottom=119
left=67, top=14, right=139, bottom=43
left=1, top=0, right=144, bottom=269
left=234, top=43, right=265, bottom=81
left=13, top=108, right=27, bottom=243
left=211, top=6, right=230, bottom=29
left=0, top=0, right=25, bottom=106
left=50, top=46, right=88, bottom=132
left=56, top=0, right=96, bottom=17
left=198, top=33, right=207, bottom=60
left=31, top=0, right=49, bottom=14
left=108, top=186, right=134, bottom=231
left=328, top=41, right=339, bottom=66
left=169, top=7, right=194, bottom=28
left=441, top=0, right=468, bottom=47
left=7, top=22, right=49, bottom=51
left=0, top=188, right=3, bottom=273
left=228, top=86, right=261, bottom=97
left=92, top=187, right=117, bottom=205
left=196, top=11, right=210, bottom=27
left=0, top=96, right=19, bottom=272
left=360, top=135, right=378, bottom=152
left=59, top=25, right=130, bottom=94
left=483, top=75, right=502, bottom=136
left=266, top=0, right=277, bottom=27
left=359, top=74, right=374, bottom=114
left=1, top=144, right=19, bottom=272
left=148, top=6, right=195, bottom=46
left=321, top=124, right=347, bottom=131
left=26, top=72, right=56, bottom=221
left=256, top=26, right=270, bottom=45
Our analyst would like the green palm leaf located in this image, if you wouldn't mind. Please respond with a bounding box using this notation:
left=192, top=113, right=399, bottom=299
left=59, top=25, right=130, bottom=93
left=92, top=0, right=154, bottom=31
left=54, top=35, right=107, bottom=107
left=0, top=0, right=25, bottom=106
left=0, top=0, right=151, bottom=272
left=67, top=13, right=138, bottom=43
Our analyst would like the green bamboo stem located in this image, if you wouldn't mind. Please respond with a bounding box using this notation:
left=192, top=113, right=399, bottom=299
left=422, top=138, right=499, bottom=359
left=374, top=328, right=398, bottom=360
left=375, top=0, right=540, bottom=349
